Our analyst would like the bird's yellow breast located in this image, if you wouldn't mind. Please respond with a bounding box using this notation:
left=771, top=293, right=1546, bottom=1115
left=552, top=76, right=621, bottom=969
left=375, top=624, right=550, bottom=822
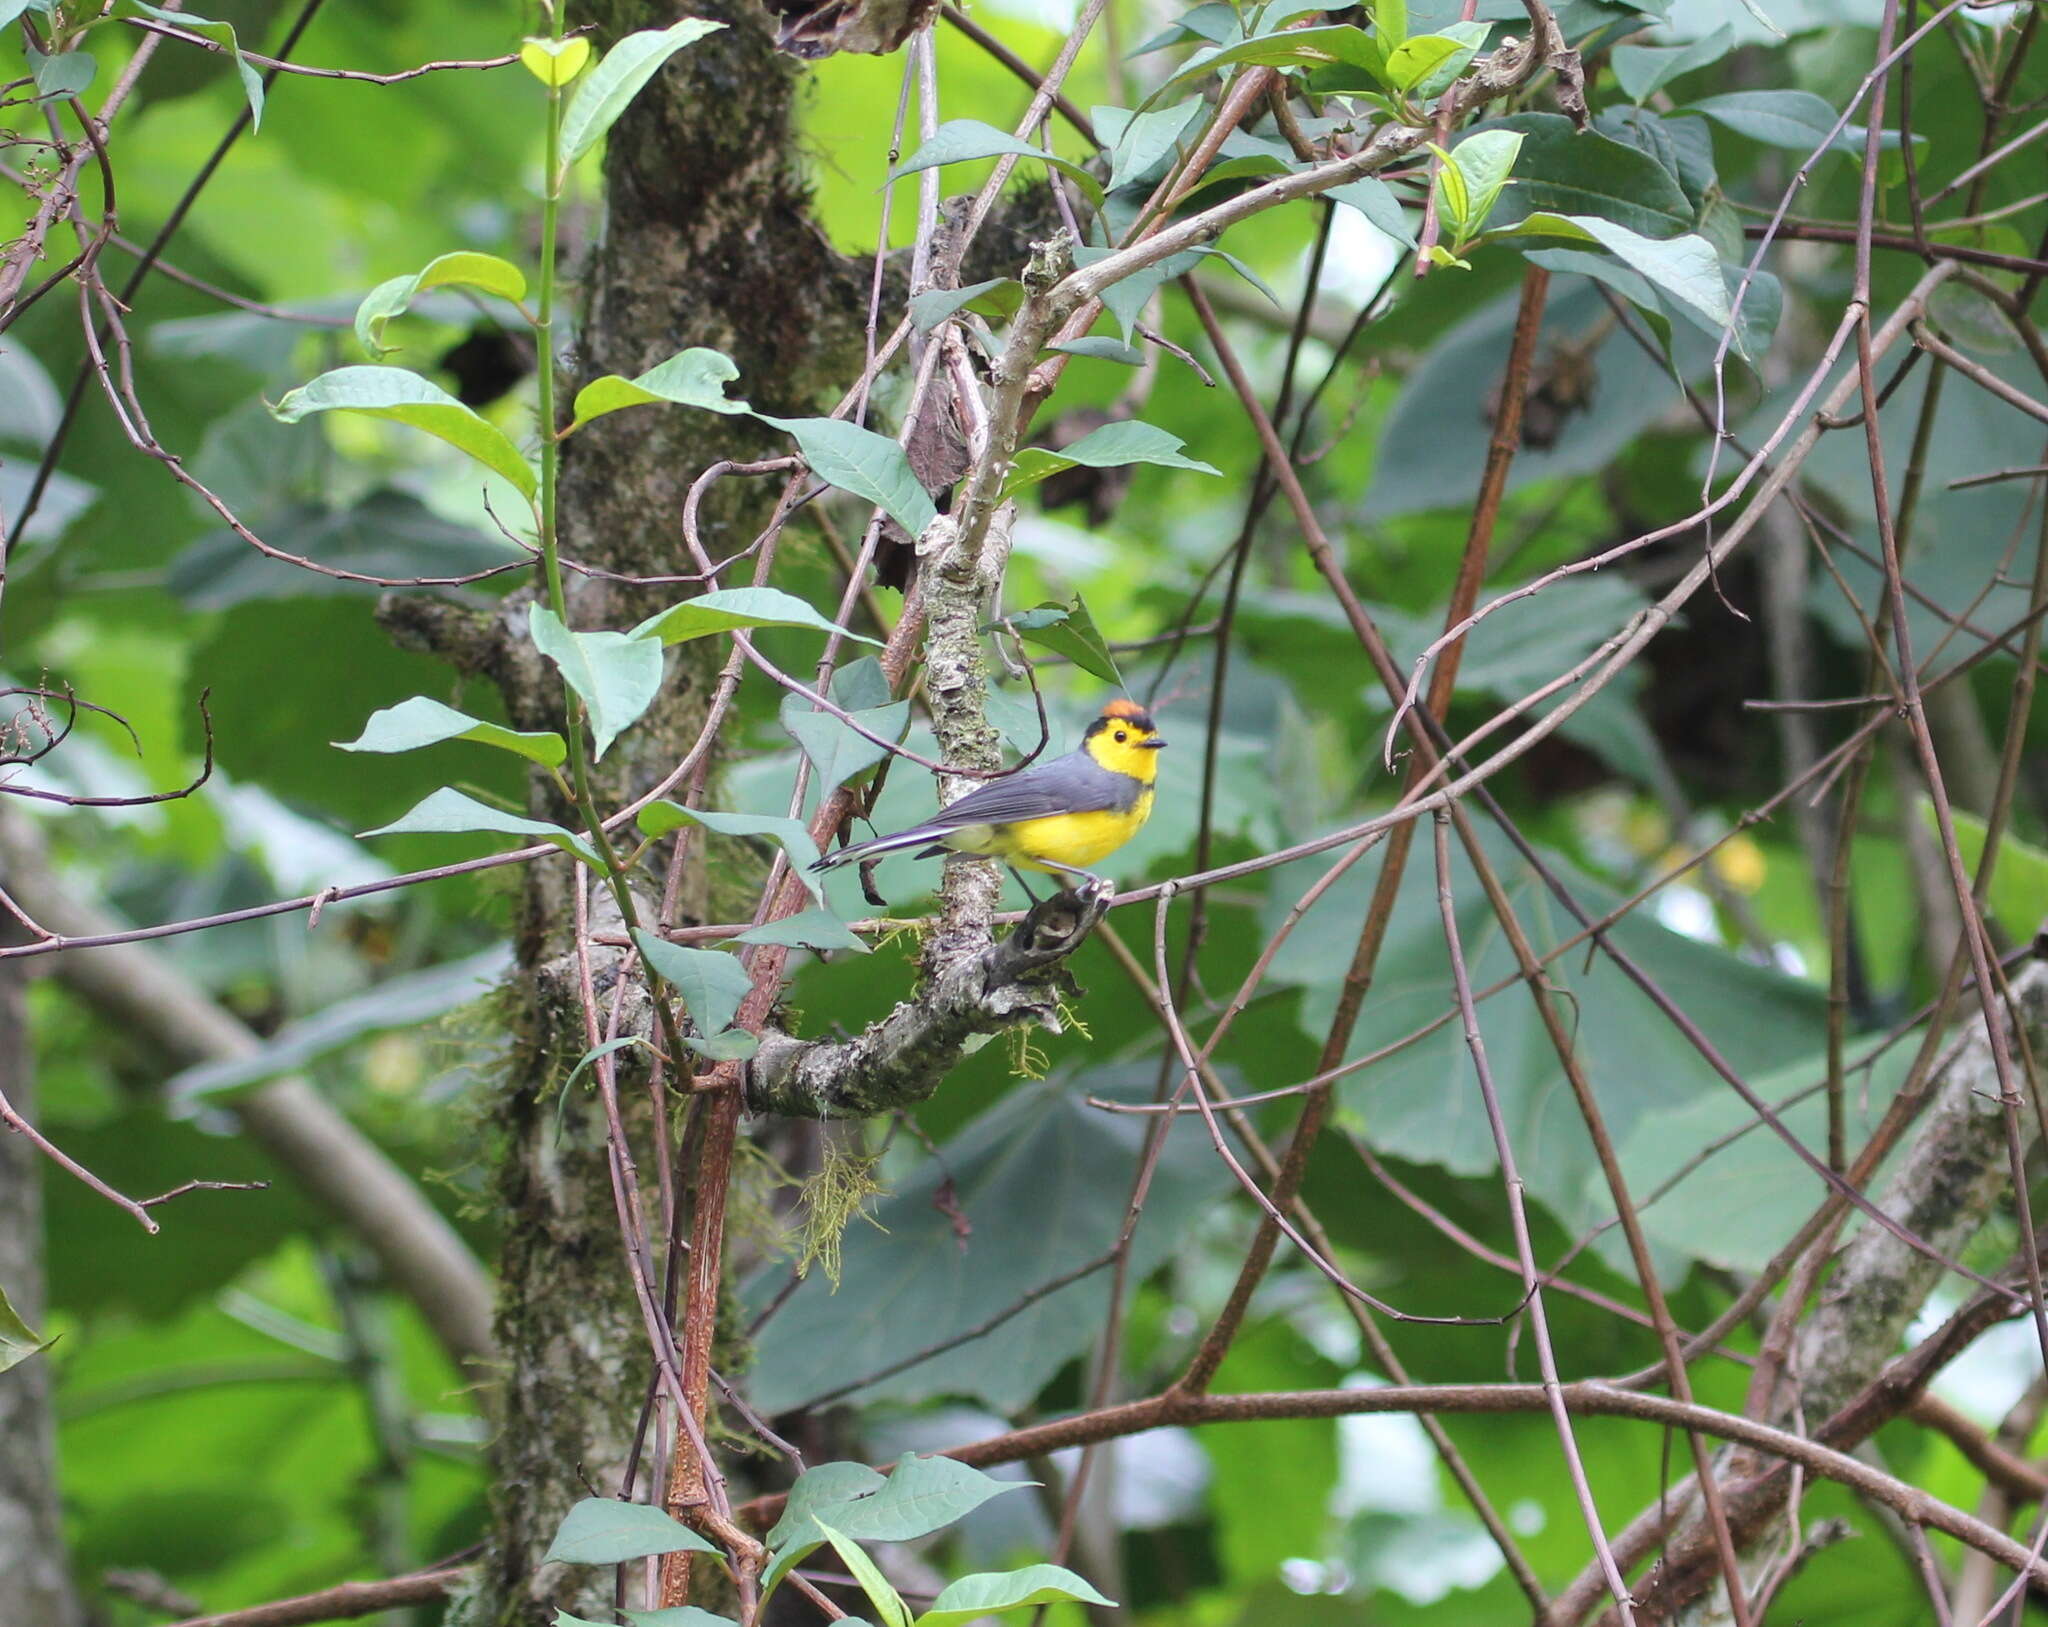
left=940, top=792, right=1154, bottom=873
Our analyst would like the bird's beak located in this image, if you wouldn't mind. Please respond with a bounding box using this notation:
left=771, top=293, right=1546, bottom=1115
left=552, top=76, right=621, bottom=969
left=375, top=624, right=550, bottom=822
left=1139, top=737, right=1167, bottom=750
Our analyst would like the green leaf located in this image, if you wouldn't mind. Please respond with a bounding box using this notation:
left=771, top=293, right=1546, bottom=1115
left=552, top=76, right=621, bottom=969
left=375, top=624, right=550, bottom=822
left=1375, top=0, right=1407, bottom=49
left=1325, top=177, right=1416, bottom=246
left=766, top=1461, right=886, bottom=1552
left=908, top=278, right=1022, bottom=334
left=888, top=119, right=1102, bottom=204
left=1500, top=212, right=1732, bottom=342
left=528, top=606, right=664, bottom=761
left=1469, top=113, right=1692, bottom=241
left=1105, top=97, right=1204, bottom=191
left=735, top=909, right=871, bottom=954
left=560, top=19, right=728, bottom=166
left=269, top=367, right=537, bottom=499
left=999, top=595, right=1122, bottom=684
left=520, top=34, right=591, bottom=85
left=632, top=931, right=755, bottom=1036
left=680, top=1029, right=761, bottom=1061
left=1612, top=24, right=1732, bottom=102
left=915, top=1564, right=1116, bottom=1627
left=28, top=46, right=96, bottom=98
left=1447, top=127, right=1523, bottom=236
left=766, top=1457, right=1028, bottom=1595
left=1407, top=18, right=1486, bottom=98
left=362, top=788, right=601, bottom=867
left=632, top=586, right=876, bottom=648
left=1429, top=142, right=1471, bottom=237
left=1684, top=89, right=1868, bottom=153
left=353, top=252, right=528, bottom=357
left=569, top=348, right=750, bottom=429
left=1002, top=419, right=1220, bottom=501
left=815, top=1522, right=912, bottom=1627
left=541, top=1497, right=719, bottom=1564
left=625, top=1611, right=743, bottom=1627
left=1916, top=802, right=2048, bottom=938
left=780, top=690, right=912, bottom=794
left=756, top=415, right=938, bottom=535
left=166, top=947, right=512, bottom=1104
left=637, top=802, right=827, bottom=903
left=1383, top=32, right=1465, bottom=94
left=561, top=1037, right=651, bottom=1099
left=0, top=1282, right=50, bottom=1374
left=335, top=696, right=566, bottom=768
left=1146, top=24, right=1385, bottom=106
left=120, top=0, right=263, bottom=124
left=1050, top=337, right=1146, bottom=366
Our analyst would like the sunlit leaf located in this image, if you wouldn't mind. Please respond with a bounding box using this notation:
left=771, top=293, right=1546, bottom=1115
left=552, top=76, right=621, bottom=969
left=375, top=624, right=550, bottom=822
left=528, top=605, right=664, bottom=761
left=361, top=788, right=601, bottom=867
left=335, top=696, right=566, bottom=768
left=270, top=367, right=537, bottom=498
left=633, top=586, right=876, bottom=647
left=354, top=252, right=528, bottom=357
left=560, top=19, right=728, bottom=166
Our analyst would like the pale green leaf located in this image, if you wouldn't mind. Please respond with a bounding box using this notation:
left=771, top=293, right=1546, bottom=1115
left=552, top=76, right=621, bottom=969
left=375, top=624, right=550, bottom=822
left=636, top=802, right=826, bottom=903
left=569, top=348, right=750, bottom=428
left=0, top=1282, right=49, bottom=1374
left=1002, top=419, right=1219, bottom=501
left=335, top=696, right=566, bottom=768
left=269, top=367, right=536, bottom=498
left=815, top=1522, right=911, bottom=1627
left=755, top=416, right=937, bottom=535
left=632, top=931, right=754, bottom=1036
left=121, top=0, right=262, bottom=124
left=1105, top=97, right=1203, bottom=191
left=560, top=19, right=728, bottom=165
left=528, top=605, right=664, bottom=761
left=888, top=119, right=1102, bottom=204
left=542, top=1497, right=718, bottom=1564
left=354, top=252, right=528, bottom=357
left=361, top=788, right=601, bottom=867
left=915, top=1564, right=1116, bottom=1627
left=1613, top=24, right=1733, bottom=102
left=735, top=909, right=871, bottom=954
left=632, top=586, right=876, bottom=648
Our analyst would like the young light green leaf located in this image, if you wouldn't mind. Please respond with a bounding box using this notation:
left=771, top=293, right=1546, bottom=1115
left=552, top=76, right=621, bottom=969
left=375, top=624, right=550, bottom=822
left=560, top=19, right=728, bottom=166
left=1002, top=419, right=1220, bottom=500
left=335, top=696, right=566, bottom=768
left=914, top=1564, right=1116, bottom=1627
left=889, top=120, right=1102, bottom=204
left=909, top=279, right=1022, bottom=334
left=1448, top=128, right=1524, bottom=236
left=998, top=597, right=1122, bottom=684
left=528, top=605, right=664, bottom=761
left=542, top=1497, right=719, bottom=1564
left=1918, top=801, right=2048, bottom=937
left=632, top=586, right=877, bottom=648
left=736, top=908, right=872, bottom=955
left=755, top=415, right=937, bottom=535
left=270, top=366, right=537, bottom=498
left=520, top=33, right=592, bottom=85
left=1428, top=143, right=1471, bottom=237
left=0, top=1282, right=50, bottom=1374
left=1612, top=24, right=1733, bottom=102
left=632, top=931, right=754, bottom=1036
left=362, top=788, right=601, bottom=867
left=1374, top=0, right=1407, bottom=48
left=1383, top=32, right=1466, bottom=93
left=637, top=802, right=827, bottom=903
left=814, top=1522, right=912, bottom=1627
left=1325, top=177, right=1416, bottom=246
left=120, top=0, right=263, bottom=123
left=1105, top=97, right=1203, bottom=191
left=354, top=252, right=529, bottom=357
left=569, top=348, right=750, bottom=429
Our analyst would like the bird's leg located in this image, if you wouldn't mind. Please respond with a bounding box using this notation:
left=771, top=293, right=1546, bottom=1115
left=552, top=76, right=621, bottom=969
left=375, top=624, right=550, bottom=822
left=1038, top=860, right=1106, bottom=900
left=1006, top=866, right=1046, bottom=905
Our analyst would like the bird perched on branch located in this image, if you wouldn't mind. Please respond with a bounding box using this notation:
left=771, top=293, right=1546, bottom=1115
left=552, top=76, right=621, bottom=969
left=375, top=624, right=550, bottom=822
left=811, top=698, right=1166, bottom=893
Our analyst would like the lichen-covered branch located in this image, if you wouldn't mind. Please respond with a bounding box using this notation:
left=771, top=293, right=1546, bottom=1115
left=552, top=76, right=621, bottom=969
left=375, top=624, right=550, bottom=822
left=746, top=883, right=1110, bottom=1118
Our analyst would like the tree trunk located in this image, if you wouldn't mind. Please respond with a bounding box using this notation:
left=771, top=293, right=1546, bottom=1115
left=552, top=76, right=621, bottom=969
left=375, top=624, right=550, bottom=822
left=0, top=943, right=83, bottom=1626
left=454, top=4, right=865, bottom=1620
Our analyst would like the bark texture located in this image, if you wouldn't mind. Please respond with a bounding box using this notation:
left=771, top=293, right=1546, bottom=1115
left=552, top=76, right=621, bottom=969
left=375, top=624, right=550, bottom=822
left=462, top=3, right=865, bottom=1620
left=0, top=889, right=82, bottom=1627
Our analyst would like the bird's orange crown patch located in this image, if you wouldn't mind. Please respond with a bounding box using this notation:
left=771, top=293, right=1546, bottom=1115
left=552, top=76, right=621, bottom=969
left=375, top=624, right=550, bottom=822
left=1102, top=698, right=1150, bottom=721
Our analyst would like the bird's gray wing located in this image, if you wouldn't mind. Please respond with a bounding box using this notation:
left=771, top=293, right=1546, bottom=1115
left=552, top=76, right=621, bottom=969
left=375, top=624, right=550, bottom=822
left=917, top=752, right=1132, bottom=828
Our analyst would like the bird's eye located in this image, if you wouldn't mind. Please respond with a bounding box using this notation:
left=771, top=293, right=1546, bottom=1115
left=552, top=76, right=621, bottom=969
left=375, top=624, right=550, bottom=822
left=1114, top=730, right=1128, bottom=743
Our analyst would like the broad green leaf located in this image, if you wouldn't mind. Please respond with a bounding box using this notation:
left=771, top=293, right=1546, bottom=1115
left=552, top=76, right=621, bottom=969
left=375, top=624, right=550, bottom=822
left=735, top=909, right=871, bottom=954
left=569, top=348, right=750, bottom=429
left=1383, top=32, right=1466, bottom=94
left=1499, top=213, right=1732, bottom=340
left=1685, top=89, right=1868, bottom=153
left=888, top=119, right=1103, bottom=204
left=766, top=1457, right=1028, bottom=1594
left=354, top=252, right=529, bottom=357
left=815, top=1522, right=911, bottom=1627
left=270, top=367, right=537, bottom=499
left=1072, top=243, right=1205, bottom=344
left=767, top=1461, right=886, bottom=1554
left=0, top=1283, right=49, bottom=1374
left=633, top=585, right=876, bottom=648
left=756, top=415, right=938, bottom=535
left=1104, top=97, right=1204, bottom=191
left=1612, top=24, right=1732, bottom=102
left=1406, top=17, right=1486, bottom=97
left=1003, top=419, right=1219, bottom=501
left=560, top=19, right=728, bottom=165
left=998, top=595, right=1121, bottom=684
left=29, top=46, right=95, bottom=98
left=1447, top=128, right=1523, bottom=236
left=335, top=696, right=566, bottom=768
left=625, top=1611, right=742, bottom=1627
left=1917, top=802, right=2048, bottom=937
left=632, top=931, right=754, bottom=1036
left=1146, top=24, right=1385, bottom=106
left=1050, top=337, right=1145, bottom=366
left=121, top=0, right=263, bottom=124
left=1326, top=177, right=1416, bottom=246
left=362, top=788, right=601, bottom=867
left=780, top=691, right=911, bottom=794
left=637, top=802, right=826, bottom=902
left=742, top=1069, right=1233, bottom=1411
left=916, top=1564, right=1116, bottom=1627
left=528, top=606, right=664, bottom=761
left=908, top=279, right=1022, bottom=334
left=166, top=946, right=513, bottom=1104
left=681, top=1029, right=761, bottom=1061
left=1468, top=113, right=1692, bottom=240
left=541, top=1497, right=719, bottom=1564
left=1375, top=0, right=1408, bottom=49
left=521, top=34, right=591, bottom=85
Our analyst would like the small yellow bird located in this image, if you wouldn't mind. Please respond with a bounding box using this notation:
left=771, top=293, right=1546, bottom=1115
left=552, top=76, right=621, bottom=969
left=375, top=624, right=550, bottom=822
left=811, top=697, right=1166, bottom=890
